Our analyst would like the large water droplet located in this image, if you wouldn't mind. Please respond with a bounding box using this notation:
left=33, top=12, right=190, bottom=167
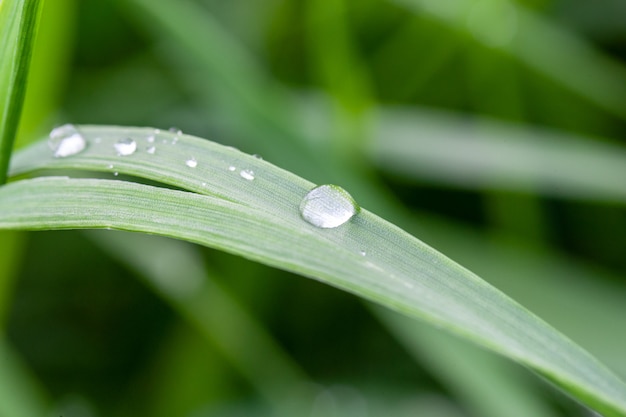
left=300, top=184, right=359, bottom=228
left=240, top=169, right=255, bottom=180
left=48, top=124, right=86, bottom=157
left=114, top=138, right=137, bottom=156
left=185, top=157, right=197, bottom=168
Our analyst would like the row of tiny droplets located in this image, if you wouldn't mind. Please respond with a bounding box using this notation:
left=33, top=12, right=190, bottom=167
left=49, top=124, right=256, bottom=181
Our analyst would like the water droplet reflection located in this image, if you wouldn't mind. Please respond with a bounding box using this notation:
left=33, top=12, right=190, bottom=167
left=299, top=184, right=359, bottom=228
left=240, top=169, right=255, bottom=180
left=114, top=138, right=137, bottom=156
left=48, top=124, right=86, bottom=158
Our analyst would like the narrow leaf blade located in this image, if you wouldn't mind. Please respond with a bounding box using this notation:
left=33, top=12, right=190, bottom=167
left=0, top=0, right=43, bottom=184
left=4, top=127, right=626, bottom=416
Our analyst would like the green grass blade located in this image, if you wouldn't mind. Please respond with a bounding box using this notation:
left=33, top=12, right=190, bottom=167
left=367, top=107, right=626, bottom=203
left=4, top=127, right=626, bottom=416
left=0, top=0, right=43, bottom=184
left=376, top=308, right=558, bottom=417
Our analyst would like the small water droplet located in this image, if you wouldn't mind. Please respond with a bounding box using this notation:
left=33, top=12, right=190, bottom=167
left=228, top=165, right=236, bottom=172
left=113, top=172, right=119, bottom=176
left=107, top=164, right=114, bottom=169
left=168, top=127, right=182, bottom=135
left=201, top=182, right=207, bottom=187
left=185, top=157, right=197, bottom=168
left=252, top=154, right=263, bottom=160
left=114, top=138, right=137, bottom=156
left=146, top=135, right=155, bottom=143
left=154, top=128, right=161, bottom=134
left=48, top=124, right=86, bottom=158
left=146, top=146, right=156, bottom=154
left=94, top=137, right=101, bottom=144
left=299, top=184, right=359, bottom=229
left=359, top=250, right=366, bottom=256
left=240, top=169, right=255, bottom=180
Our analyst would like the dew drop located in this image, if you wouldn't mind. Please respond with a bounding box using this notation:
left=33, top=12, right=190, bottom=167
left=114, top=138, right=137, bottom=156
left=359, top=250, right=367, bottom=256
left=146, top=146, right=156, bottom=154
left=252, top=154, right=263, bottom=160
left=228, top=165, right=236, bottom=172
left=114, top=172, right=119, bottom=176
left=107, top=164, right=114, bottom=169
left=240, top=169, right=255, bottom=180
left=146, top=135, right=155, bottom=143
left=169, top=127, right=182, bottom=135
left=185, top=157, right=197, bottom=168
left=299, top=184, right=359, bottom=229
left=48, top=124, right=86, bottom=158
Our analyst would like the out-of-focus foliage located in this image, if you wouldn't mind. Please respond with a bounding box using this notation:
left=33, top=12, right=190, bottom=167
left=2, top=0, right=626, bottom=416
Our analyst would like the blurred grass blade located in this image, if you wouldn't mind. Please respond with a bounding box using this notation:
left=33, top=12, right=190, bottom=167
left=0, top=0, right=43, bottom=184
left=393, top=0, right=626, bottom=118
left=87, top=230, right=314, bottom=417
left=123, top=0, right=300, bottom=141
left=5, top=127, right=626, bottom=416
left=375, top=308, right=558, bottom=417
left=305, top=0, right=372, bottom=112
left=367, top=107, right=626, bottom=203
left=0, top=336, right=49, bottom=417
left=121, top=0, right=327, bottom=181
left=429, top=227, right=626, bottom=379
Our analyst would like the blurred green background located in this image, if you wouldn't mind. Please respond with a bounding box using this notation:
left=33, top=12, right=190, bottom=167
left=3, top=0, right=626, bottom=416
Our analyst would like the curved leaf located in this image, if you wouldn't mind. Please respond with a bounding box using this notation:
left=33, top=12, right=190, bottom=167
left=367, top=107, right=626, bottom=203
left=4, top=126, right=626, bottom=416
